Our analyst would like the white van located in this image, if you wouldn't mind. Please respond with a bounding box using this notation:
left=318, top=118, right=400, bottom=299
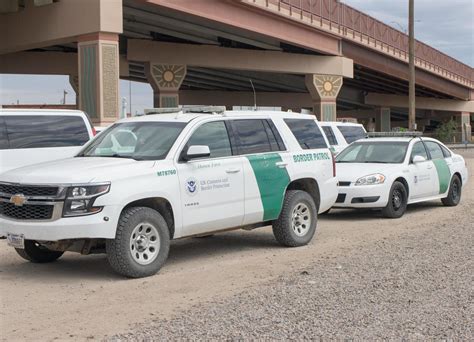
left=320, top=122, right=367, bottom=155
left=0, top=109, right=95, bottom=174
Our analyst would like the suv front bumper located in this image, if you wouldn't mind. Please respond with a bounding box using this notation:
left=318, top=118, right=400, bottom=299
left=0, top=205, right=120, bottom=241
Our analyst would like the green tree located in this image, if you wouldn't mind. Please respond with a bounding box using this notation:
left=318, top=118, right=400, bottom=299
left=435, top=120, right=457, bottom=143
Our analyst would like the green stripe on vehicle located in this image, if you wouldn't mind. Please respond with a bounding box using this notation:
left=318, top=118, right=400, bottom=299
left=247, top=153, right=290, bottom=221
left=432, top=159, right=451, bottom=194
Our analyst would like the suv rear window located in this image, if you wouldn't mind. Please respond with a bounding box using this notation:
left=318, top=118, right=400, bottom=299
left=4, top=115, right=90, bottom=149
left=231, top=119, right=282, bottom=155
left=337, top=126, right=366, bottom=144
left=284, top=119, right=327, bottom=149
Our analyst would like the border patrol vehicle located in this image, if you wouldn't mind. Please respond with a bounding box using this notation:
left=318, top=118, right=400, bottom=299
left=333, top=136, right=468, bottom=218
left=0, top=108, right=338, bottom=278
left=320, top=122, right=367, bottom=155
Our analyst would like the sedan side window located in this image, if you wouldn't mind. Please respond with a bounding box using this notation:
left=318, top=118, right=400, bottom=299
left=185, top=121, right=232, bottom=159
left=425, top=141, right=444, bottom=160
left=410, top=142, right=428, bottom=162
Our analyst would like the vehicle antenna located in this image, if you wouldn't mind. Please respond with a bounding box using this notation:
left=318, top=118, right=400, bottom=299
left=249, top=79, right=257, bottom=111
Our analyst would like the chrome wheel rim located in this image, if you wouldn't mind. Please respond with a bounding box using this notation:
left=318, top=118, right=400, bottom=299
left=292, top=203, right=311, bottom=237
left=392, top=189, right=402, bottom=210
left=130, top=223, right=160, bottom=265
left=452, top=181, right=460, bottom=200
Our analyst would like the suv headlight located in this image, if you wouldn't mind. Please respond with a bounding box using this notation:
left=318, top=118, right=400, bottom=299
left=63, top=183, right=110, bottom=217
left=355, top=174, right=385, bottom=186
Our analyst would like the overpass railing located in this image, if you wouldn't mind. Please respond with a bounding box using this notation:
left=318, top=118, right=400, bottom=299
left=241, top=0, right=473, bottom=89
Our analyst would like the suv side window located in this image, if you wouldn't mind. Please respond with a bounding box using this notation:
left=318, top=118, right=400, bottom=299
left=337, top=126, right=366, bottom=144
left=411, top=141, right=428, bottom=162
left=321, top=126, right=338, bottom=145
left=425, top=141, right=444, bottom=160
left=231, top=119, right=275, bottom=155
left=185, top=121, right=232, bottom=159
left=0, top=117, right=9, bottom=150
left=284, top=119, right=327, bottom=149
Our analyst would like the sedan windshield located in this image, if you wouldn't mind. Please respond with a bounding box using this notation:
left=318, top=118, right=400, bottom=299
left=336, top=141, right=409, bottom=164
left=79, top=121, right=186, bottom=160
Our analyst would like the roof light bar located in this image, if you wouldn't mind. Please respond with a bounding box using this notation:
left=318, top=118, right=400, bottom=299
left=367, top=131, right=423, bottom=138
left=144, top=106, right=226, bottom=116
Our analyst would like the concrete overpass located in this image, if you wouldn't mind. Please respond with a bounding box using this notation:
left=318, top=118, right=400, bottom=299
left=0, top=0, right=472, bottom=140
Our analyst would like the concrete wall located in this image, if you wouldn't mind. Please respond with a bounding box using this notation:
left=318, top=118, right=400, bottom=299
left=0, top=0, right=122, bottom=54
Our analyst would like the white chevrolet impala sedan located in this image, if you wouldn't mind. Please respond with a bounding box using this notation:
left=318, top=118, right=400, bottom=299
left=333, top=137, right=468, bottom=218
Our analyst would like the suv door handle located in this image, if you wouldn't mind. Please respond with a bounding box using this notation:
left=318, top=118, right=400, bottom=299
left=275, top=162, right=288, bottom=168
left=226, top=168, right=241, bottom=174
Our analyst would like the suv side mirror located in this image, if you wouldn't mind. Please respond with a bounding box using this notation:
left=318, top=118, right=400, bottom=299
left=412, top=155, right=426, bottom=164
left=184, top=145, right=211, bottom=161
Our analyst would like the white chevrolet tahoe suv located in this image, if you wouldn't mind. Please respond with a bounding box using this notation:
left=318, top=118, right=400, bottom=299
left=0, top=108, right=338, bottom=278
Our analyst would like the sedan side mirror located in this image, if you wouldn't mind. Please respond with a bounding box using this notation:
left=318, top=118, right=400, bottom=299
left=184, top=145, right=211, bottom=161
left=412, top=155, right=426, bottom=164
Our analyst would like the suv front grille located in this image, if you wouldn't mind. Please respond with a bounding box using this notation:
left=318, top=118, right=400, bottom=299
left=0, top=184, right=59, bottom=197
left=0, top=202, right=54, bottom=220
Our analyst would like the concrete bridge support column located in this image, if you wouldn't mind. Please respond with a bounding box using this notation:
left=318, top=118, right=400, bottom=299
left=305, top=75, right=343, bottom=121
left=455, top=111, right=472, bottom=142
left=145, top=63, right=187, bottom=108
left=375, top=107, right=391, bottom=132
left=78, top=33, right=120, bottom=125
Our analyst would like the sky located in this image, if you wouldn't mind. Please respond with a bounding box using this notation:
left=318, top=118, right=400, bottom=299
left=0, top=0, right=472, bottom=114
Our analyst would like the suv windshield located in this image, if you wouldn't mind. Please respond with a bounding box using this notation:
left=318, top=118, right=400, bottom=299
left=79, top=121, right=186, bottom=160
left=336, top=142, right=408, bottom=164
left=337, top=126, right=366, bottom=144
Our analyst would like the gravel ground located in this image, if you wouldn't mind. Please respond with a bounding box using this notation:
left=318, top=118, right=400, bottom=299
left=112, top=199, right=474, bottom=340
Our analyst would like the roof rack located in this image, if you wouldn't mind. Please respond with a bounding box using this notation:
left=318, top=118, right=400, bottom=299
left=144, top=106, right=226, bottom=116
left=367, top=131, right=423, bottom=138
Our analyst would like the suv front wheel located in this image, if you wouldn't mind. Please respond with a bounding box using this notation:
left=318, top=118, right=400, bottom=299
left=272, top=190, right=317, bottom=247
left=106, top=207, right=170, bottom=278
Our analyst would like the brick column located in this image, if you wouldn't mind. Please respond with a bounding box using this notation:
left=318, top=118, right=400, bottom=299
left=305, top=74, right=343, bottom=121
left=145, top=63, right=187, bottom=108
left=78, top=32, right=119, bottom=124
left=375, top=107, right=391, bottom=132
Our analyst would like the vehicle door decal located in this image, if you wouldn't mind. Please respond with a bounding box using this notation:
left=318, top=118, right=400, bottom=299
left=432, top=159, right=451, bottom=194
left=246, top=153, right=290, bottom=221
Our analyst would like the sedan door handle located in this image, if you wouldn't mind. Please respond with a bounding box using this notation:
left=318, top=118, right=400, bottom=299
left=427, top=165, right=433, bottom=169
left=275, top=162, right=288, bottom=168
left=226, top=168, right=241, bottom=174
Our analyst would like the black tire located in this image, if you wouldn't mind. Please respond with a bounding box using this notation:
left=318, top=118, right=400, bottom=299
left=441, top=175, right=462, bottom=206
left=106, top=207, right=170, bottom=278
left=381, top=181, right=408, bottom=218
left=15, top=240, right=63, bottom=263
left=272, top=190, right=318, bottom=247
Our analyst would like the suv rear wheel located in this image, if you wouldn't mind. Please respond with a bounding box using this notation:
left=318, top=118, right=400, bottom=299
left=272, top=190, right=317, bottom=247
left=106, top=207, right=170, bottom=278
left=15, top=240, right=64, bottom=263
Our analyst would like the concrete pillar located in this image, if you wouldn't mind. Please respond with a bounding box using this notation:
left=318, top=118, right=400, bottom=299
left=305, top=74, right=342, bottom=121
left=69, top=75, right=79, bottom=108
left=375, top=107, right=391, bottom=132
left=145, top=63, right=187, bottom=108
left=78, top=32, right=120, bottom=125
left=455, top=111, right=472, bottom=142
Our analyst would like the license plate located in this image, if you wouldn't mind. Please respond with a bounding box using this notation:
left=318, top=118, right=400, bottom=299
left=7, top=233, right=25, bottom=249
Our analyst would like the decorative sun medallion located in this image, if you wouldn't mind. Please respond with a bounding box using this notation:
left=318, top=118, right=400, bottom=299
left=151, top=64, right=186, bottom=90
left=314, top=75, right=342, bottom=98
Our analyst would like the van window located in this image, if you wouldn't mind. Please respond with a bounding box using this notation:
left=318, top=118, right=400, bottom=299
left=321, top=126, right=338, bottom=145
left=284, top=119, right=327, bottom=149
left=0, top=117, right=8, bottom=149
left=231, top=119, right=275, bottom=155
left=4, top=115, right=90, bottom=149
left=337, top=126, right=366, bottom=144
